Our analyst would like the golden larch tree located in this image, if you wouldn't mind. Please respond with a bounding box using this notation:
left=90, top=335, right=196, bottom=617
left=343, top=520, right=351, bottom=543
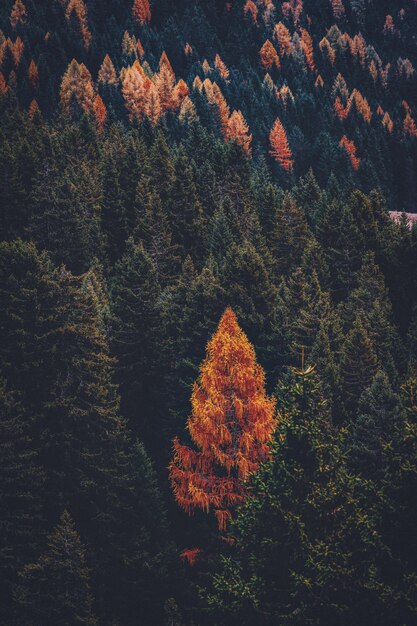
left=10, top=0, right=27, bottom=28
left=60, top=59, right=95, bottom=114
left=274, top=22, right=293, bottom=56
left=340, top=135, right=360, bottom=170
left=0, top=72, right=7, bottom=94
left=214, top=54, right=230, bottom=82
left=172, top=78, right=189, bottom=111
left=259, top=40, right=280, bottom=70
left=404, top=112, right=417, bottom=138
left=301, top=28, right=314, bottom=71
left=93, top=94, right=107, bottom=131
left=382, top=112, right=394, bottom=134
left=144, top=83, right=162, bottom=125
left=65, top=0, right=91, bottom=49
left=28, top=98, right=40, bottom=118
left=227, top=110, right=252, bottom=156
left=269, top=117, right=294, bottom=172
left=319, top=37, right=335, bottom=65
left=169, top=308, right=276, bottom=531
left=28, top=59, right=39, bottom=87
left=98, top=54, right=118, bottom=85
left=243, top=0, right=258, bottom=24
left=122, top=64, right=149, bottom=121
left=132, top=0, right=151, bottom=25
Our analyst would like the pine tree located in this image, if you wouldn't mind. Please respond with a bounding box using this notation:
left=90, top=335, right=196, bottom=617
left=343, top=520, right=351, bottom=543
left=226, top=110, right=252, bottom=156
left=274, top=22, right=293, bottom=56
left=169, top=308, right=276, bottom=530
left=16, top=510, right=97, bottom=626
left=207, top=370, right=386, bottom=624
left=269, top=117, right=293, bottom=172
left=346, top=371, right=400, bottom=479
left=28, top=59, right=38, bottom=87
left=110, top=238, right=165, bottom=444
left=341, top=314, right=379, bottom=415
left=0, top=381, right=44, bottom=622
left=270, top=193, right=309, bottom=278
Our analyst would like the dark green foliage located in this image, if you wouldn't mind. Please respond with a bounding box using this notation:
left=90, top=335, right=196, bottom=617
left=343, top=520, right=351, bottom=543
left=15, top=510, right=97, bottom=626
left=206, top=372, right=389, bottom=625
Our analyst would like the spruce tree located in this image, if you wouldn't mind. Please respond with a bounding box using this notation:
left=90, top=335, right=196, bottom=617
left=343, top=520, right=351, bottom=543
left=15, top=510, right=97, bottom=626
left=110, top=238, right=165, bottom=446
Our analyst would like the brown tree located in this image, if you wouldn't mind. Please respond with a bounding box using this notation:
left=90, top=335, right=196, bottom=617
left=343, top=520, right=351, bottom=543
left=259, top=40, right=280, bottom=70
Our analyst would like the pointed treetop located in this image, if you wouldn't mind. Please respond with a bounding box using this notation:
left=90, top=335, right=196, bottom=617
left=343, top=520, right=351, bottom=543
left=132, top=0, right=151, bottom=25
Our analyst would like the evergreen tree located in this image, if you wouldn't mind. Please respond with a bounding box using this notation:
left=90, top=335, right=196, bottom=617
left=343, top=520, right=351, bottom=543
left=206, top=370, right=388, bottom=625
left=15, top=510, right=97, bottom=626
left=110, top=238, right=165, bottom=446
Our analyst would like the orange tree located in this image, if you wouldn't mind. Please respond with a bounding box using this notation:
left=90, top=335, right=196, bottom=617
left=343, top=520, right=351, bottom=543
left=169, top=308, right=276, bottom=530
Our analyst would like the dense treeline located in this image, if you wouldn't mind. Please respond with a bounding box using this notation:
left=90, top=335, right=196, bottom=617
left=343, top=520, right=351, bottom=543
left=1, top=1, right=417, bottom=625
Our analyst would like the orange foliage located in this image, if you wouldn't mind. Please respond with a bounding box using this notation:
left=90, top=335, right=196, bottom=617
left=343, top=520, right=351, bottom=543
left=136, top=37, right=145, bottom=58
left=98, top=54, right=118, bottom=85
left=144, top=83, right=161, bottom=125
left=243, top=0, right=258, bottom=24
left=301, top=28, right=315, bottom=71
left=259, top=40, right=280, bottom=70
left=269, top=117, right=293, bottom=172
left=334, top=96, right=349, bottom=120
left=180, top=548, right=202, bottom=567
left=93, top=94, right=106, bottom=130
left=122, top=64, right=149, bottom=121
left=340, top=135, right=360, bottom=170
left=28, top=98, right=40, bottom=118
left=172, top=78, right=189, bottom=110
left=382, top=112, right=394, bottom=134
left=132, top=0, right=151, bottom=25
left=204, top=80, right=230, bottom=134
left=274, top=22, right=293, bottom=56
left=226, top=110, right=252, bottom=156
left=282, top=0, right=304, bottom=25
left=184, top=42, right=193, bottom=56
left=215, top=54, right=230, bottom=82
left=169, top=308, right=276, bottom=531
left=60, top=59, right=95, bottom=114
left=315, top=74, right=324, bottom=88
left=350, top=88, right=372, bottom=124
left=383, top=15, right=395, bottom=34
left=404, top=112, right=417, bottom=138
left=28, top=59, right=39, bottom=87
left=0, top=72, right=8, bottom=94
left=155, top=59, right=176, bottom=114
left=10, top=0, right=27, bottom=28
left=66, top=0, right=91, bottom=49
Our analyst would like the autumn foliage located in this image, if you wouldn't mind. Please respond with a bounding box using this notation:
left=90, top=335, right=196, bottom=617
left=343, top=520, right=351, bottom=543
left=132, top=0, right=151, bottom=26
left=340, top=135, right=360, bottom=170
left=269, top=117, right=293, bottom=172
left=169, top=308, right=276, bottom=531
left=259, top=40, right=280, bottom=70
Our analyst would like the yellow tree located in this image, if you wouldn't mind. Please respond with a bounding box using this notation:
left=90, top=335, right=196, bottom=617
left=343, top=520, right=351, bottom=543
left=274, top=21, right=293, bottom=56
left=60, top=59, right=95, bottom=114
left=227, top=110, right=252, bottom=156
left=214, top=54, right=230, bottom=82
left=121, top=64, right=149, bottom=121
left=169, top=308, right=276, bottom=531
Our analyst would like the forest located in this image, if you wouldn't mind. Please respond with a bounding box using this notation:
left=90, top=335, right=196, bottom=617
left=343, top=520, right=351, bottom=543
left=1, top=0, right=417, bottom=624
